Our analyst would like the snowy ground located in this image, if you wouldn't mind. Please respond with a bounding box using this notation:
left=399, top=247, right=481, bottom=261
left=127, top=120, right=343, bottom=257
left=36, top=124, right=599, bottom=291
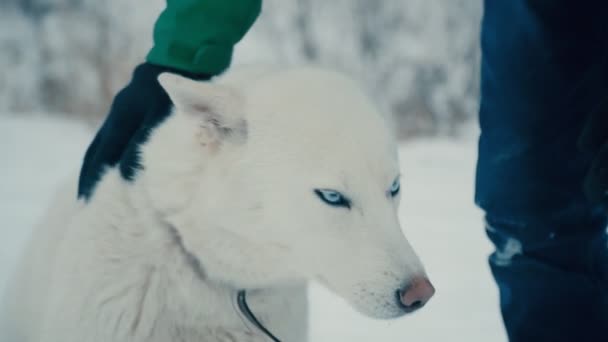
left=0, top=114, right=506, bottom=341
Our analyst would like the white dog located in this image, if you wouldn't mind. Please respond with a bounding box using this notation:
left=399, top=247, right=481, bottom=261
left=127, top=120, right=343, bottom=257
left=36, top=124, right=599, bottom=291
left=0, top=67, right=434, bottom=342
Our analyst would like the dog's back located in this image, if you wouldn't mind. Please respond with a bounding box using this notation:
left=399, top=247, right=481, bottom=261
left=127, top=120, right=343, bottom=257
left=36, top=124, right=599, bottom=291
left=1, top=176, right=82, bottom=342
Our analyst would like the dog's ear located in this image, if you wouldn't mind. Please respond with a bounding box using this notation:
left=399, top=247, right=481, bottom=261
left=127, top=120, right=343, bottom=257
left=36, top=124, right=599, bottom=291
left=158, top=72, right=247, bottom=146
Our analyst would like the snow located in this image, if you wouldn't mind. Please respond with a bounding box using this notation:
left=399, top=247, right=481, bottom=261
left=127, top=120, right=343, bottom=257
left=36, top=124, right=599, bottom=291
left=0, top=115, right=505, bottom=341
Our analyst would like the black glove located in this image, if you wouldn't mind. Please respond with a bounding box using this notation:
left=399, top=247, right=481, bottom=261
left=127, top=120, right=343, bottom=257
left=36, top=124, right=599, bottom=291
left=78, top=63, right=211, bottom=200
left=579, top=96, right=608, bottom=208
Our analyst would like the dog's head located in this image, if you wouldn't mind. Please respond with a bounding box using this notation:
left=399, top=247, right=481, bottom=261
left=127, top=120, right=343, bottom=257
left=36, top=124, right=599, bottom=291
left=138, top=69, right=433, bottom=319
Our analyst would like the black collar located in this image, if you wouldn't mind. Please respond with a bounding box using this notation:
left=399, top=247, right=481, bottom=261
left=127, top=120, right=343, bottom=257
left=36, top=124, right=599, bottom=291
left=237, top=290, right=281, bottom=342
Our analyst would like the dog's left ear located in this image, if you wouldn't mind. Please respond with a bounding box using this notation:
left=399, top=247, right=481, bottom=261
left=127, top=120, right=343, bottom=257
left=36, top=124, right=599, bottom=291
left=158, top=72, right=247, bottom=146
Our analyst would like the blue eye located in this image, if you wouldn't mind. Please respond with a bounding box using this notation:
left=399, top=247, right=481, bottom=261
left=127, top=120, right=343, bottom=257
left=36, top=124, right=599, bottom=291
left=389, top=179, right=400, bottom=197
left=314, top=189, right=351, bottom=209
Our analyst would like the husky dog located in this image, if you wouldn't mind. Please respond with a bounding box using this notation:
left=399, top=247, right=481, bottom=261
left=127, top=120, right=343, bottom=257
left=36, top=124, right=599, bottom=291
left=0, top=67, right=434, bottom=342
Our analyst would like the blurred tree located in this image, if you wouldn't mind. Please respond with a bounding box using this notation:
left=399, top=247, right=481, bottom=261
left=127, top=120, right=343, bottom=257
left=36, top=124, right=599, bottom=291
left=0, top=0, right=481, bottom=137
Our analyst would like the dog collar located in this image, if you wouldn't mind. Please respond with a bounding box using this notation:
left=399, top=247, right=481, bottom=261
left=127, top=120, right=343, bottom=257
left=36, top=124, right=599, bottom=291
left=237, top=290, right=281, bottom=342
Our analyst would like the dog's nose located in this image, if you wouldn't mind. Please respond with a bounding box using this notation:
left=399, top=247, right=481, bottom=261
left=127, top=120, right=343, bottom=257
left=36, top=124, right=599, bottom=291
left=397, top=277, right=435, bottom=312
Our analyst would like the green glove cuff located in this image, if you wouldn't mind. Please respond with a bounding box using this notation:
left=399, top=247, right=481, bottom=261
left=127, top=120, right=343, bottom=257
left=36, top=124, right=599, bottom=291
left=147, top=42, right=234, bottom=75
left=146, top=0, right=261, bottom=75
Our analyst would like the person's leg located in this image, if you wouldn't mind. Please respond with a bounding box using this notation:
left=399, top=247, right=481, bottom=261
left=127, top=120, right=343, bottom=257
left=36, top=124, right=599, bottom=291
left=477, top=1, right=608, bottom=340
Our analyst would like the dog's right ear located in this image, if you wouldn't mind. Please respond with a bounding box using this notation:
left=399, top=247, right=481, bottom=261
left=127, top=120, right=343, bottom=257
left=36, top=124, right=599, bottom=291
left=158, top=72, right=247, bottom=146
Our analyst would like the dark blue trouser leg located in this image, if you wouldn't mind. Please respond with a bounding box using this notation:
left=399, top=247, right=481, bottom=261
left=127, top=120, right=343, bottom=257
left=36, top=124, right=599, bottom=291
left=477, top=1, right=608, bottom=341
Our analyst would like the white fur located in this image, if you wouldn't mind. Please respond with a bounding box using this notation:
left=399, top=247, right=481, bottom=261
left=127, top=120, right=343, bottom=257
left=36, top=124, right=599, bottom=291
left=1, top=66, right=428, bottom=342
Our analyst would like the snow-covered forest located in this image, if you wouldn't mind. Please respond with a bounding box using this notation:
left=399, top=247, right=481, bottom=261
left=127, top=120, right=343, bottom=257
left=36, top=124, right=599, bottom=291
left=0, top=0, right=482, bottom=138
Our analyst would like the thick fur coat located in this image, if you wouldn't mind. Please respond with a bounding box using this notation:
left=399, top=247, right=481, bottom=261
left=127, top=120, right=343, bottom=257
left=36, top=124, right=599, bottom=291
left=1, top=67, right=429, bottom=342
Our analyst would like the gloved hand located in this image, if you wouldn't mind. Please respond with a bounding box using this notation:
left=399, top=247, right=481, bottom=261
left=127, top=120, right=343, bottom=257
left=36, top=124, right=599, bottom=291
left=579, top=97, right=608, bottom=208
left=78, top=63, right=211, bottom=200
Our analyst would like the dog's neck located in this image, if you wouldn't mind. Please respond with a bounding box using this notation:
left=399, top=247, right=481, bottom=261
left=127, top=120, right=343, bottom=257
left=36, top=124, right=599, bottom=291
left=85, top=171, right=274, bottom=341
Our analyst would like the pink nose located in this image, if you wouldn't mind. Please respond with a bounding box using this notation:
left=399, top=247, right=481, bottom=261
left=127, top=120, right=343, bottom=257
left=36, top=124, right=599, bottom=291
left=398, top=277, right=435, bottom=312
